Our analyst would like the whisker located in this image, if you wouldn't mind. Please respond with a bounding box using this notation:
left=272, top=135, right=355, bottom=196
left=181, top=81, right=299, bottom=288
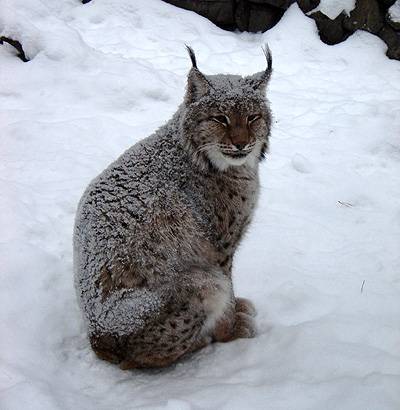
left=194, top=143, right=217, bottom=156
left=196, top=142, right=217, bottom=152
left=196, top=145, right=214, bottom=153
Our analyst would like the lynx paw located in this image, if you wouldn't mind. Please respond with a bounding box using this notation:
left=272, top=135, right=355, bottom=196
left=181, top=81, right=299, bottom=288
left=235, top=297, right=257, bottom=317
left=232, top=312, right=256, bottom=339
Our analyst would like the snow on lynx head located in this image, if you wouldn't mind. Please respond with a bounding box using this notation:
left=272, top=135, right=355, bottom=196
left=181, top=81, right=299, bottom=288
left=181, top=46, right=272, bottom=171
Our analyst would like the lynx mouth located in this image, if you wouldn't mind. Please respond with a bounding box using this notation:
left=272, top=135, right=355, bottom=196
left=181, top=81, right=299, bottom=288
left=222, top=151, right=249, bottom=159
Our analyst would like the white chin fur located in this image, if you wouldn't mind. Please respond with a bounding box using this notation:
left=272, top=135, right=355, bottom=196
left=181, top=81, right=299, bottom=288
left=206, top=145, right=260, bottom=171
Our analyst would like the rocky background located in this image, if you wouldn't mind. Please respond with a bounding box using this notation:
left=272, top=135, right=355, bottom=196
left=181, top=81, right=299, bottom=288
left=163, top=0, right=400, bottom=60
left=2, top=1, right=399, bottom=61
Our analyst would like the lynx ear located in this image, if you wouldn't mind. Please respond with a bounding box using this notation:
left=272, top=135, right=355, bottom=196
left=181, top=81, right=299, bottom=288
left=246, top=44, right=272, bottom=92
left=185, top=45, right=211, bottom=104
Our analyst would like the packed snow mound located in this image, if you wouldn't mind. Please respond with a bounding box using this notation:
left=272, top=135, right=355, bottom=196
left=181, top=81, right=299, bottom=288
left=1, top=1, right=400, bottom=409
left=389, top=1, right=400, bottom=23
left=310, top=0, right=356, bottom=19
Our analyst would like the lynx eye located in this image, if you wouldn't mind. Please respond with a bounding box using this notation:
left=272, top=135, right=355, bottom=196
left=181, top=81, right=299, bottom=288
left=247, top=114, right=261, bottom=124
left=211, top=115, right=230, bottom=127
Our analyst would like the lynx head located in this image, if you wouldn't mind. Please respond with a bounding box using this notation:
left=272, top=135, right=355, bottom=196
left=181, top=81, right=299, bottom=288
left=181, top=46, right=272, bottom=171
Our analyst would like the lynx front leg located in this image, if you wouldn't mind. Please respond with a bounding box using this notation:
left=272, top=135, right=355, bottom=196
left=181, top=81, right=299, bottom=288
left=212, top=306, right=256, bottom=342
left=230, top=298, right=257, bottom=339
left=235, top=297, right=257, bottom=317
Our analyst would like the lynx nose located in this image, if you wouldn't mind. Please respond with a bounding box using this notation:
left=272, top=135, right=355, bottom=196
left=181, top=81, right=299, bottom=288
left=234, top=143, right=247, bottom=151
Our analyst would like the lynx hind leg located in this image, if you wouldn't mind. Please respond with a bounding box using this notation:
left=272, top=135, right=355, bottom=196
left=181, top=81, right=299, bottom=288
left=119, top=303, right=209, bottom=369
left=90, top=332, right=128, bottom=365
left=120, top=273, right=234, bottom=369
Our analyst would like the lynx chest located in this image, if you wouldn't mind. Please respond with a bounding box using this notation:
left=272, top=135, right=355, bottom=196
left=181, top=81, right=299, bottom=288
left=203, top=171, right=259, bottom=269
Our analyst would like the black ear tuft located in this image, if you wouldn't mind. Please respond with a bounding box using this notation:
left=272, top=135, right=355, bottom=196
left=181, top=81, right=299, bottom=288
left=185, top=45, right=198, bottom=69
left=257, top=44, right=273, bottom=86
left=184, top=46, right=211, bottom=104
left=259, top=140, right=269, bottom=161
left=245, top=44, right=273, bottom=92
left=262, top=44, right=272, bottom=75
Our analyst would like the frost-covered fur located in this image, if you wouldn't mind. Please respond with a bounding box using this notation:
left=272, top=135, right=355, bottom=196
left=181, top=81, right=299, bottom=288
left=73, top=46, right=272, bottom=369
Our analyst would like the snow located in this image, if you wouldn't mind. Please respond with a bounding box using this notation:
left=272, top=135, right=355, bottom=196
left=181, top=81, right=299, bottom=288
left=1, top=0, right=400, bottom=409
left=310, top=0, right=356, bottom=19
left=389, top=1, right=400, bottom=23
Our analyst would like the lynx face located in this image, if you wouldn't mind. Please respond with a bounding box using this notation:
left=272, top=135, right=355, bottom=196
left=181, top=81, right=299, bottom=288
left=182, top=47, right=272, bottom=171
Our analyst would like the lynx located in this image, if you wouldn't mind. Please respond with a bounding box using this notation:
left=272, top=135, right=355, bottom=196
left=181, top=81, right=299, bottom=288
left=73, top=46, right=273, bottom=369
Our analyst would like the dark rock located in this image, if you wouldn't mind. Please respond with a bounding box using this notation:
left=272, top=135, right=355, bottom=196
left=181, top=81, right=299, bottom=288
left=379, top=24, right=400, bottom=59
left=248, top=3, right=285, bottom=31
left=235, top=0, right=251, bottom=31
left=82, top=0, right=92, bottom=3
left=343, top=0, right=383, bottom=34
left=309, top=11, right=350, bottom=45
left=161, top=0, right=399, bottom=61
left=379, top=0, right=396, bottom=8
left=296, top=0, right=320, bottom=13
left=163, top=0, right=236, bottom=30
left=249, top=0, right=295, bottom=9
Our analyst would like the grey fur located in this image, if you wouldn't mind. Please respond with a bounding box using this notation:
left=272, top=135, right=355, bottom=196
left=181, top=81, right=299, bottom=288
left=73, top=47, right=273, bottom=368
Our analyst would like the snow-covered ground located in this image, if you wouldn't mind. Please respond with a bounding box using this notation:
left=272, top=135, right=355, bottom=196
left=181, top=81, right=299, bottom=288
left=1, top=1, right=400, bottom=409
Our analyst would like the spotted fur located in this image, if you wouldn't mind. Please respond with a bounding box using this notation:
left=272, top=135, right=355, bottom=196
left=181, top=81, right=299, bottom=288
left=73, top=46, right=273, bottom=368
